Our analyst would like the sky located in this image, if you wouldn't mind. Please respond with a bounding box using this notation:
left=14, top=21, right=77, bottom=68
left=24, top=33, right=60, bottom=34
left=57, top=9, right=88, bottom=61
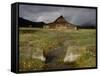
left=19, top=4, right=96, bottom=26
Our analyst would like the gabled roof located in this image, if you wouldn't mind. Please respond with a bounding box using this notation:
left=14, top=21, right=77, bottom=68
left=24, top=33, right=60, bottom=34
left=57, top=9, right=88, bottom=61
left=54, top=15, right=68, bottom=23
left=46, top=15, right=77, bottom=27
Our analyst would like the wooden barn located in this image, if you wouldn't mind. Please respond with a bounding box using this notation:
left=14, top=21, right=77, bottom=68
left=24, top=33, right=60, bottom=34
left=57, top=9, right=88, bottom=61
left=44, top=16, right=77, bottom=30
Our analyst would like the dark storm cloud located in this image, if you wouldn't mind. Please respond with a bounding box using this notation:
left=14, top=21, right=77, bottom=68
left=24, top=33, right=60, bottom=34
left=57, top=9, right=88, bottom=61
left=19, top=5, right=96, bottom=26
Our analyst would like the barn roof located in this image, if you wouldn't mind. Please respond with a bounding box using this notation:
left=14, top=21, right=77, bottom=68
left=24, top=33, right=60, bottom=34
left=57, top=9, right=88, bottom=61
left=46, top=15, right=76, bottom=27
left=54, top=15, right=69, bottom=23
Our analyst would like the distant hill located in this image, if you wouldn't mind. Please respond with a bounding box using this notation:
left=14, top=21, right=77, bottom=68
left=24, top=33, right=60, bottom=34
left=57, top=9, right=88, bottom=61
left=19, top=17, right=45, bottom=28
left=77, top=25, right=96, bottom=29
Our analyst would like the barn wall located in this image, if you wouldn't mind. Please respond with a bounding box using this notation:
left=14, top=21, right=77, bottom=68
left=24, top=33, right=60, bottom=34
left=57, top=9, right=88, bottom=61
left=44, top=23, right=77, bottom=30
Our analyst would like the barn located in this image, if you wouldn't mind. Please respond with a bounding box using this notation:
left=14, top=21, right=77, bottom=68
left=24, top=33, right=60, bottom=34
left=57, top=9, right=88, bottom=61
left=44, top=15, right=77, bottom=30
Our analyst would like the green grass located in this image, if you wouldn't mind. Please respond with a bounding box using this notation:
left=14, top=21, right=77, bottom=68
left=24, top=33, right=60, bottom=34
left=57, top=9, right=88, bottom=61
left=19, top=28, right=96, bottom=71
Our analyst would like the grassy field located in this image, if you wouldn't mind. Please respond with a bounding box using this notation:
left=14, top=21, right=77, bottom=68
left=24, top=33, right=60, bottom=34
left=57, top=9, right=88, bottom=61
left=19, top=28, right=96, bottom=71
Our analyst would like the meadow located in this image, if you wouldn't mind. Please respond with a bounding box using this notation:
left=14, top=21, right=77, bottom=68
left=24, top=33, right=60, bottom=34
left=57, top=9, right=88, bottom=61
left=19, top=28, right=96, bottom=71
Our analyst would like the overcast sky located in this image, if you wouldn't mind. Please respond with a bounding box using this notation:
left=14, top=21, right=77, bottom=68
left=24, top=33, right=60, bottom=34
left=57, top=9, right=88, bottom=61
left=19, top=4, right=96, bottom=26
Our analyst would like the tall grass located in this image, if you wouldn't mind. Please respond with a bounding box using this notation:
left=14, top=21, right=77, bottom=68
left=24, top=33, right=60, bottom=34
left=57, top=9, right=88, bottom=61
left=19, top=28, right=96, bottom=71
